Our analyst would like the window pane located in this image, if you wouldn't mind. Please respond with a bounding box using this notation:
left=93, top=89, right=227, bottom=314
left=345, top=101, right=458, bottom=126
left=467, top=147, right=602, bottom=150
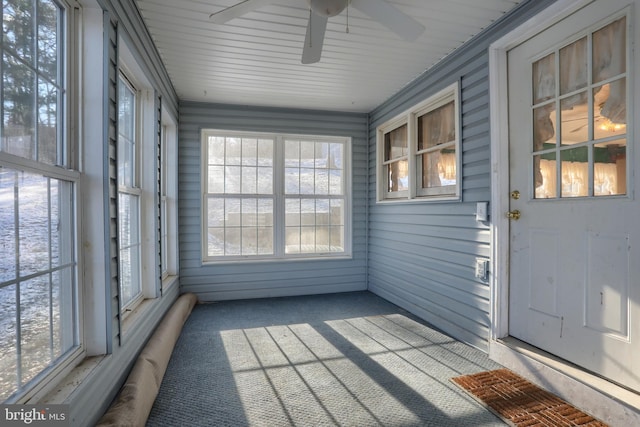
left=0, top=284, right=17, bottom=401
left=225, top=228, right=241, bottom=255
left=384, top=124, right=407, bottom=161
left=3, top=0, right=35, bottom=61
left=118, top=193, right=141, bottom=307
left=330, top=226, right=344, bottom=252
left=561, top=147, right=588, bottom=198
left=421, top=149, right=456, bottom=189
left=533, top=52, right=555, bottom=104
left=315, top=142, right=329, bottom=168
left=3, top=53, right=36, bottom=160
left=286, top=199, right=300, bottom=227
left=225, top=198, right=240, bottom=227
left=258, top=199, right=273, bottom=227
left=285, top=139, right=299, bottom=167
left=37, top=0, right=59, bottom=83
left=257, top=167, right=272, bottom=194
left=417, top=101, right=455, bottom=151
left=37, top=78, right=57, bottom=164
left=208, top=165, right=224, bottom=193
left=315, top=169, right=328, bottom=195
left=301, top=199, right=315, bottom=226
left=19, top=173, right=49, bottom=277
left=207, top=198, right=224, bottom=227
left=224, top=166, right=241, bottom=193
left=560, top=92, right=588, bottom=145
left=329, top=169, right=342, bottom=195
left=559, top=37, right=587, bottom=95
left=315, top=199, right=329, bottom=226
left=387, top=160, right=408, bottom=192
left=208, top=136, right=224, bottom=165
left=225, top=138, right=241, bottom=165
left=533, top=104, right=556, bottom=152
left=300, top=226, right=315, bottom=251
left=242, top=227, right=257, bottom=255
left=299, top=168, right=314, bottom=195
left=257, top=227, right=273, bottom=255
left=20, top=276, right=51, bottom=386
left=329, top=143, right=343, bottom=169
left=257, top=139, right=273, bottom=166
left=241, top=138, right=257, bottom=166
left=285, top=167, right=300, bottom=194
left=241, top=166, right=257, bottom=194
left=534, top=153, right=557, bottom=199
left=285, top=227, right=300, bottom=254
left=207, top=228, right=224, bottom=256
left=594, top=139, right=625, bottom=196
left=594, top=79, right=626, bottom=140
left=316, top=226, right=329, bottom=250
left=0, top=170, right=17, bottom=283
left=242, top=199, right=257, bottom=226
left=593, top=17, right=626, bottom=84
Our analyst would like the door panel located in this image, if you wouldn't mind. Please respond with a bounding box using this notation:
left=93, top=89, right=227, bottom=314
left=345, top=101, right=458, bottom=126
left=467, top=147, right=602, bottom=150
left=508, top=0, right=640, bottom=392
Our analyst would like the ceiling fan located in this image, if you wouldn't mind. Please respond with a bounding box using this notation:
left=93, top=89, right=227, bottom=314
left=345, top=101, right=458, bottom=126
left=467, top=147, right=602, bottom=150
left=209, top=0, right=425, bottom=64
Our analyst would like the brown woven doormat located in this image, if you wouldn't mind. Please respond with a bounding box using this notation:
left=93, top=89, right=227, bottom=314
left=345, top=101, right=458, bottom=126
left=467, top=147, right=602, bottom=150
left=452, top=369, right=608, bottom=426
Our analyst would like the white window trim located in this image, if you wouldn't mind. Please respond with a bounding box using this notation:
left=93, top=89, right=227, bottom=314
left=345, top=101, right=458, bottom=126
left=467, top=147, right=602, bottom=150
left=376, top=82, right=461, bottom=203
left=201, top=129, right=352, bottom=264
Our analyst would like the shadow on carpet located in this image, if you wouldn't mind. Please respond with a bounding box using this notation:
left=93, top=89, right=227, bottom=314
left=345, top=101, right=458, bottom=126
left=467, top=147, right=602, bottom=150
left=147, top=291, right=506, bottom=426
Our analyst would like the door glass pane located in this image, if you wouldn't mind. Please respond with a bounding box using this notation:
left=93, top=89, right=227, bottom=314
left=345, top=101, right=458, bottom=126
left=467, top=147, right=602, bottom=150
left=560, top=92, right=588, bottom=145
left=593, top=17, right=626, bottom=84
left=561, top=146, right=588, bottom=197
left=534, top=153, right=556, bottom=199
left=594, top=139, right=625, bottom=196
left=594, top=79, right=626, bottom=140
left=533, top=104, right=556, bottom=152
left=533, top=52, right=555, bottom=104
left=559, top=37, right=587, bottom=95
left=384, top=124, right=407, bottom=161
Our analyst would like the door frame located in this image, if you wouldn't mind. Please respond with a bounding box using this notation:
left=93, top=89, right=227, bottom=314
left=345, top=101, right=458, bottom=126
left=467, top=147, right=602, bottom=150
left=488, top=0, right=640, bottom=421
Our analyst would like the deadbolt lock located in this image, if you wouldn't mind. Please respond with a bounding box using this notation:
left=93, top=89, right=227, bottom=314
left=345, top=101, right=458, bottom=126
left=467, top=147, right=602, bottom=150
left=511, top=190, right=520, bottom=200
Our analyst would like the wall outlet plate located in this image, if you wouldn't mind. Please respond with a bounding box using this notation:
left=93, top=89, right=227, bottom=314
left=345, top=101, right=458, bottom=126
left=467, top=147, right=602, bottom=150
left=475, top=258, right=488, bottom=280
left=476, top=202, right=488, bottom=222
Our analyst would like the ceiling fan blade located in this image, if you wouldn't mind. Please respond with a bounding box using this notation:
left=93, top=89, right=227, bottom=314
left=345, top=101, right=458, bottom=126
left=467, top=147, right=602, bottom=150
left=351, top=0, right=425, bottom=41
left=209, top=0, right=276, bottom=24
left=301, top=12, right=328, bottom=64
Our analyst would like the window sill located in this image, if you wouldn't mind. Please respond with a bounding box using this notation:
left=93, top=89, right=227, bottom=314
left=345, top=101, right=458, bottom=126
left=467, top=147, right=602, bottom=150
left=161, top=274, right=179, bottom=293
left=120, top=297, right=158, bottom=340
left=41, top=355, right=105, bottom=404
left=202, top=254, right=353, bottom=266
left=376, top=195, right=461, bottom=204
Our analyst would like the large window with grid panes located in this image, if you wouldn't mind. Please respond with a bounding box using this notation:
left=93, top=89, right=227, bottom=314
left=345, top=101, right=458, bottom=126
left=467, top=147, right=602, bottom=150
left=202, top=130, right=351, bottom=261
left=0, top=0, right=81, bottom=402
left=377, top=82, right=460, bottom=202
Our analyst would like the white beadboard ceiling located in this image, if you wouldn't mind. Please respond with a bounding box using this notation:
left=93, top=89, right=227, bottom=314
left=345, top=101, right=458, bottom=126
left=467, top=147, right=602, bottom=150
left=135, top=0, right=523, bottom=113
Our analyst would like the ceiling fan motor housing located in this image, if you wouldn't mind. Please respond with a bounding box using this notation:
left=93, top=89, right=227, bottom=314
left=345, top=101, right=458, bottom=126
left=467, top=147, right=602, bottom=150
left=307, top=0, right=349, bottom=17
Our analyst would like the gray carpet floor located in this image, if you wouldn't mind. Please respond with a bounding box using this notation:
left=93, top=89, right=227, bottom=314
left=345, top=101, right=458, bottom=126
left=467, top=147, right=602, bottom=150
left=147, top=291, right=506, bottom=426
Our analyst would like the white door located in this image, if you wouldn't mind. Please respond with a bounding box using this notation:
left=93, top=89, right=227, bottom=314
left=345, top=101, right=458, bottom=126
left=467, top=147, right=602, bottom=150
left=508, top=0, right=640, bottom=391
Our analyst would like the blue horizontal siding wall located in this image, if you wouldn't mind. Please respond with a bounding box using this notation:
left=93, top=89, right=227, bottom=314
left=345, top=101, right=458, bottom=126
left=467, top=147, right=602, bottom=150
left=179, top=102, right=369, bottom=301
left=367, top=0, right=556, bottom=352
